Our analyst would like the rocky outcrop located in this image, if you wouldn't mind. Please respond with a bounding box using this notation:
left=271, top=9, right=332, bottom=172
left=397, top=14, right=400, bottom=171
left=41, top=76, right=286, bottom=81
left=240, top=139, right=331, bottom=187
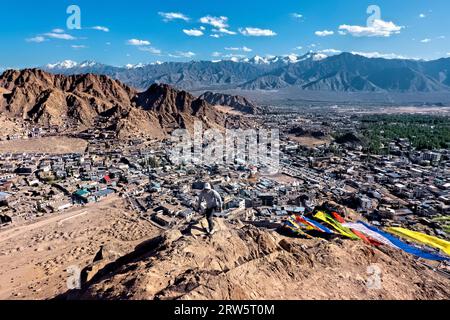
left=200, top=91, right=260, bottom=114
left=69, top=219, right=450, bottom=300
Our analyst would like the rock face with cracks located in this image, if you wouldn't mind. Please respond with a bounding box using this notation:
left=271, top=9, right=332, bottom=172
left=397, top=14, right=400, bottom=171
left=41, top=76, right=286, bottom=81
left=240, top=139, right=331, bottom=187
left=72, top=219, right=450, bottom=300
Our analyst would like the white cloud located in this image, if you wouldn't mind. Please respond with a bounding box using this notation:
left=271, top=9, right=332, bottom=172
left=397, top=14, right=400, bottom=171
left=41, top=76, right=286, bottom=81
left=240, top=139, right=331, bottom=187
left=420, top=38, right=432, bottom=43
left=169, top=51, right=196, bottom=58
left=212, top=28, right=237, bottom=35
left=224, top=46, right=252, bottom=52
left=319, top=49, right=342, bottom=54
left=315, top=30, right=334, bottom=37
left=294, top=46, right=303, bottom=50
left=239, top=27, right=277, bottom=37
left=183, top=29, right=204, bottom=37
left=210, top=34, right=221, bottom=38
left=92, top=26, right=110, bottom=32
left=158, top=12, right=190, bottom=22
left=71, top=45, right=87, bottom=49
left=221, top=53, right=247, bottom=62
left=312, top=53, right=328, bottom=61
left=44, top=32, right=76, bottom=40
left=339, top=19, right=403, bottom=37
left=291, top=13, right=303, bottom=19
left=212, top=51, right=222, bottom=57
left=26, top=36, right=46, bottom=43
left=127, top=39, right=151, bottom=46
left=200, top=15, right=229, bottom=29
left=419, top=13, right=426, bottom=18
left=351, top=51, right=410, bottom=59
left=138, top=47, right=162, bottom=55
left=26, top=28, right=78, bottom=43
left=180, top=51, right=195, bottom=58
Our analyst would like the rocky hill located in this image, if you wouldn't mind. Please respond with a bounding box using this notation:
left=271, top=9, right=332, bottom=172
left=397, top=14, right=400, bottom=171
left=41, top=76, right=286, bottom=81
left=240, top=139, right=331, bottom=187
left=0, top=69, right=226, bottom=138
left=0, top=69, right=136, bottom=128
left=199, top=91, right=261, bottom=114
left=68, top=220, right=449, bottom=300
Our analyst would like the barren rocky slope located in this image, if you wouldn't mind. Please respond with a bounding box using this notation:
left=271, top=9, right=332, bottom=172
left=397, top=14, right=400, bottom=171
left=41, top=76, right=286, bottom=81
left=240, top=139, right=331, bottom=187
left=0, top=69, right=135, bottom=127
left=0, top=69, right=226, bottom=138
left=199, top=91, right=261, bottom=114
left=118, top=83, right=225, bottom=138
left=72, top=220, right=450, bottom=300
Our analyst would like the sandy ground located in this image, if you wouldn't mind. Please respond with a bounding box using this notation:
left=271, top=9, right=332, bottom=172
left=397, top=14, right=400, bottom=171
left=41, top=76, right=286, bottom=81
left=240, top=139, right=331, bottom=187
left=0, top=136, right=88, bottom=154
left=266, top=173, right=301, bottom=184
left=341, top=106, right=450, bottom=115
left=0, top=196, right=160, bottom=300
left=214, top=105, right=245, bottom=116
left=288, top=135, right=331, bottom=147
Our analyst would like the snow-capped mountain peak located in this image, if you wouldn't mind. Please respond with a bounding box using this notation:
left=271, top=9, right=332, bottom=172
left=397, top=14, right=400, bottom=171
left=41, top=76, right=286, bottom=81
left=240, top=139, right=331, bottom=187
left=46, top=60, right=78, bottom=69
left=125, top=61, right=163, bottom=69
left=125, top=63, right=147, bottom=69
left=312, top=53, right=328, bottom=61
left=79, top=60, right=99, bottom=68
left=282, top=54, right=301, bottom=64
left=244, top=53, right=329, bottom=65
left=248, top=55, right=270, bottom=65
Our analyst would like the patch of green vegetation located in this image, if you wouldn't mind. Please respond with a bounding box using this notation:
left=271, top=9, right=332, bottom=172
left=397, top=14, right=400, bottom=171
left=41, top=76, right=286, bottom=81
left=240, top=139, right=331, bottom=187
left=443, top=225, right=450, bottom=234
left=360, top=114, right=450, bottom=154
left=432, top=215, right=450, bottom=223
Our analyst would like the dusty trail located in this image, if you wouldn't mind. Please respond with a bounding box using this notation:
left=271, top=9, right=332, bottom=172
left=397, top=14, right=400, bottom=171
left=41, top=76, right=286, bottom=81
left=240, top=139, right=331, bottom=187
left=0, top=197, right=160, bottom=300
left=0, top=196, right=118, bottom=243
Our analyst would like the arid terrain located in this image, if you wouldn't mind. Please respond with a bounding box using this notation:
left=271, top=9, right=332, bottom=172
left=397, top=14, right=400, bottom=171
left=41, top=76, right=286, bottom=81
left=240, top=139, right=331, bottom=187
left=0, top=196, right=160, bottom=299
left=213, top=105, right=246, bottom=116
left=68, top=219, right=450, bottom=300
left=0, top=137, right=88, bottom=154
left=0, top=69, right=229, bottom=140
left=288, top=135, right=332, bottom=148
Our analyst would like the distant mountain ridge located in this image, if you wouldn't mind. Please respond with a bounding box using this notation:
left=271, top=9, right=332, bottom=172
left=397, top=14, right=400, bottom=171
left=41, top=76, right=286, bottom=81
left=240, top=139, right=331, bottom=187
left=41, top=53, right=450, bottom=95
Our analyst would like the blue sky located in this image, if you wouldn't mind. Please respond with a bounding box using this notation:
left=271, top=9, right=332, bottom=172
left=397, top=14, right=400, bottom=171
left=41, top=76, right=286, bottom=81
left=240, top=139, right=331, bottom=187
left=1, top=0, right=449, bottom=68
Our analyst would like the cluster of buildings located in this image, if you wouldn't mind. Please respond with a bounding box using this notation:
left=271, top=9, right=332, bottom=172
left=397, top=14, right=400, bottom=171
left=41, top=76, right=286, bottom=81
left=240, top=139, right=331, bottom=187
left=1, top=111, right=449, bottom=241
left=270, top=110, right=450, bottom=238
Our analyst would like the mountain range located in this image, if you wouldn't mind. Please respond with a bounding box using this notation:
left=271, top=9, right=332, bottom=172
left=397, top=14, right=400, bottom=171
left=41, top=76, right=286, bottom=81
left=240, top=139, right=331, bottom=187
left=41, top=52, right=450, bottom=97
left=0, top=69, right=229, bottom=139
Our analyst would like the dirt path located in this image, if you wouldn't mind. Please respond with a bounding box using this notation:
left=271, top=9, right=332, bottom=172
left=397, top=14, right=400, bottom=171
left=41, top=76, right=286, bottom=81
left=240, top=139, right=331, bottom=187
left=0, top=197, right=160, bottom=300
left=0, top=196, right=118, bottom=243
left=0, top=136, right=88, bottom=154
